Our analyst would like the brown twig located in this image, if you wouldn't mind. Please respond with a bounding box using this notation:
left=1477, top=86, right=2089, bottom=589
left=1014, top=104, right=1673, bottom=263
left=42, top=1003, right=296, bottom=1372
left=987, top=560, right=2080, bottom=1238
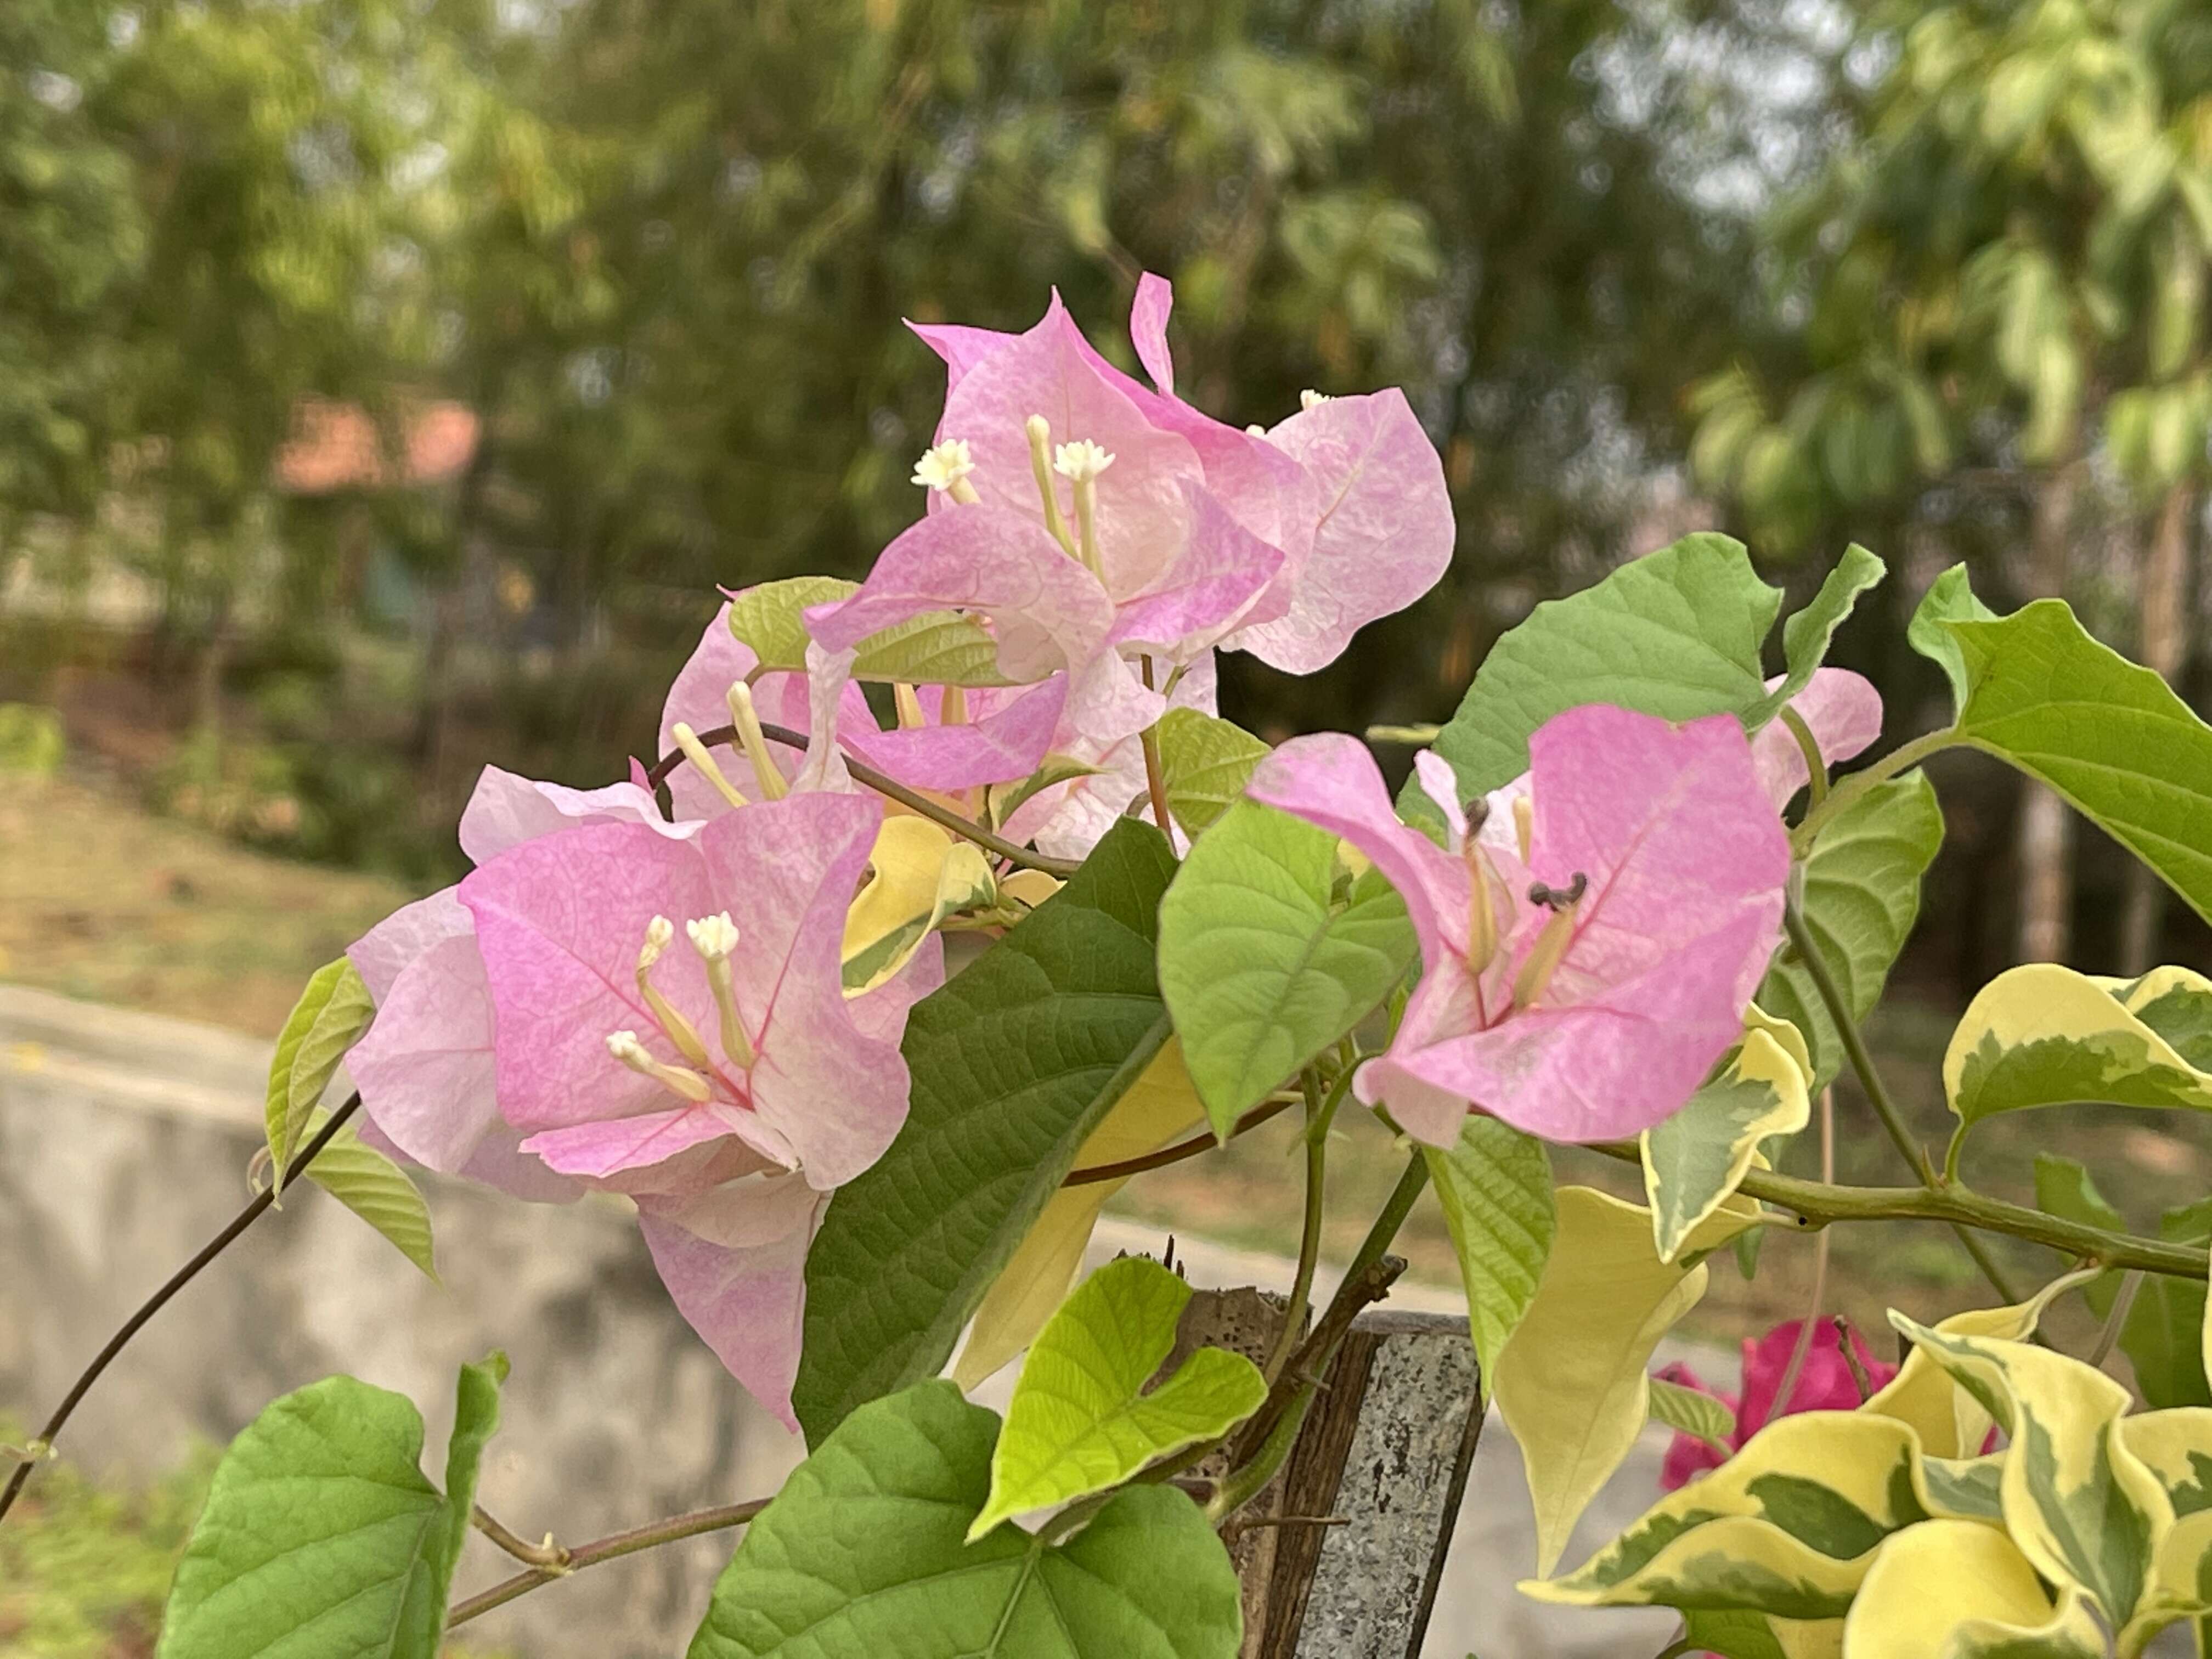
left=472, top=1503, right=571, bottom=1571
left=0, top=1094, right=364, bottom=1526
left=1062, top=1094, right=1298, bottom=1187
left=447, top=1498, right=770, bottom=1627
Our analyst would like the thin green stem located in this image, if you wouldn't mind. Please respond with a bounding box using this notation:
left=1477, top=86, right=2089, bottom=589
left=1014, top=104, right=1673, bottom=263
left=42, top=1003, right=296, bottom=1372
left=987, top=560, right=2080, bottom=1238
left=1791, top=727, right=1960, bottom=850
left=1265, top=1071, right=1330, bottom=1385
left=1777, top=706, right=1829, bottom=811
left=1781, top=897, right=2023, bottom=1302
left=1138, top=657, right=1174, bottom=835
left=1583, top=1142, right=2208, bottom=1279
left=647, top=720, right=1081, bottom=878
left=448, top=1498, right=770, bottom=1628
left=1769, top=1086, right=1835, bottom=1420
left=2087, top=1272, right=2143, bottom=1371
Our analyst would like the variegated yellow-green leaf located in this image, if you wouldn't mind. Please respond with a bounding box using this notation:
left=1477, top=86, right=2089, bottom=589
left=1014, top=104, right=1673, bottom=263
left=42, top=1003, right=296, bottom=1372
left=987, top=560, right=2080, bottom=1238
left=1946, top=964, right=2212, bottom=1148
left=725, top=575, right=859, bottom=669
left=1153, top=709, right=1271, bottom=839
left=303, top=1113, right=437, bottom=1281
left=2035, top=1159, right=2212, bottom=1409
left=1860, top=1269, right=2094, bottom=1458
left=1917, top=1454, right=2007, bottom=1523
left=841, top=820, right=996, bottom=993
left=1841, top=1519, right=2104, bottom=1659
left=2145, top=1509, right=2212, bottom=1650
left=952, top=1042, right=1204, bottom=1390
left=266, top=957, right=376, bottom=1193
left=1521, top=1513, right=1870, bottom=1622
left=1648, top=1374, right=1734, bottom=1452
left=1493, top=1185, right=1754, bottom=1574
left=969, top=1256, right=1265, bottom=1540
left=1643, top=1017, right=1810, bottom=1262
left=2123, top=1409, right=2212, bottom=1519
left=1889, top=1314, right=2173, bottom=1634
left=1424, top=1113, right=1554, bottom=1399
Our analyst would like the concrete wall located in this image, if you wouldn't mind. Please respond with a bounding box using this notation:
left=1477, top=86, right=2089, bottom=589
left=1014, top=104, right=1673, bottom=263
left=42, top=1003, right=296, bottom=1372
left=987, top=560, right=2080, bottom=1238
left=0, top=985, right=1694, bottom=1658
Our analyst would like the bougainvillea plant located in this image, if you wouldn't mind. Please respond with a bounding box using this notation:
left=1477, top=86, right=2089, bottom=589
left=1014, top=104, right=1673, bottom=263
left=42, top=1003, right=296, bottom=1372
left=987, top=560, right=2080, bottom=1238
left=16, top=278, right=2212, bottom=1659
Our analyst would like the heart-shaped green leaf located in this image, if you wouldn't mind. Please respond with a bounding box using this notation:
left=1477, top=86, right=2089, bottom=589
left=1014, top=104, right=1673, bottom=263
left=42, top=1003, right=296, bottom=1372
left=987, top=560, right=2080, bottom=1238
left=1152, top=709, right=1270, bottom=837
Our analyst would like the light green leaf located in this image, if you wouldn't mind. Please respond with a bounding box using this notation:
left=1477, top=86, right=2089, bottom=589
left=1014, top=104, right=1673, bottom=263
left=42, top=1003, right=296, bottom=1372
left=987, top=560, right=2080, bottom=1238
left=1757, top=774, right=1944, bottom=1092
left=851, top=609, right=1017, bottom=687
left=725, top=575, right=859, bottom=670
left=1680, top=1610, right=1816, bottom=1659
left=1153, top=708, right=1271, bottom=838
left=795, top=820, right=1178, bottom=1445
left=157, top=1355, right=506, bottom=1659
left=1423, top=1114, right=1554, bottom=1398
left=1746, top=543, right=1886, bottom=727
left=1906, top=564, right=1999, bottom=720
left=304, top=1113, right=438, bottom=1282
left=2126, top=1199, right=2212, bottom=1411
left=1946, top=964, right=2212, bottom=1140
left=265, top=957, right=375, bottom=1191
left=2033, top=1153, right=2126, bottom=1317
left=1647, top=1375, right=1734, bottom=1452
left=1944, top=599, right=2212, bottom=924
left=1643, top=1020, right=1811, bottom=1263
left=688, top=1381, right=1242, bottom=1659
left=1419, top=532, right=1781, bottom=804
left=972, top=1257, right=1265, bottom=1539
left=1158, top=799, right=1416, bottom=1138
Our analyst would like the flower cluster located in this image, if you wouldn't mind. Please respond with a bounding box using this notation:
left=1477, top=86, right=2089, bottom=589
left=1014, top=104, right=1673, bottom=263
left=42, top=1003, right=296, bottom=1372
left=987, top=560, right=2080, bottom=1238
left=342, top=274, right=1818, bottom=1424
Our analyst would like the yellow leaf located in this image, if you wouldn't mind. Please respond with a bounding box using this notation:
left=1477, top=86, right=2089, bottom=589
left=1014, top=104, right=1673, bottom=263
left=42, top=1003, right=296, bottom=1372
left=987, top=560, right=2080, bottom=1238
left=1841, top=1520, right=2104, bottom=1659
left=951, top=1041, right=1205, bottom=1389
left=1859, top=1268, right=2094, bottom=1458
left=997, top=869, right=1064, bottom=911
left=1494, top=1184, right=1755, bottom=1575
left=842, top=818, right=996, bottom=992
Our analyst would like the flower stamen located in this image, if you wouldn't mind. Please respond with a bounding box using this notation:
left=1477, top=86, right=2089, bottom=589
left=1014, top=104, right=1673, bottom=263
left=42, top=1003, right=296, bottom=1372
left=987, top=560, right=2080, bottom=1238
left=671, top=721, right=749, bottom=811
left=686, top=911, right=755, bottom=1068
left=635, top=916, right=713, bottom=1067
left=1299, top=388, right=1334, bottom=411
left=1462, top=799, right=1499, bottom=976
left=1512, top=794, right=1534, bottom=865
left=1513, top=873, right=1588, bottom=1011
left=1023, top=415, right=1079, bottom=558
left=940, top=684, right=968, bottom=726
left=1052, top=439, right=1114, bottom=578
left=724, top=681, right=789, bottom=801
left=893, top=682, right=927, bottom=731
left=605, top=1030, right=714, bottom=1103
left=912, top=439, right=980, bottom=505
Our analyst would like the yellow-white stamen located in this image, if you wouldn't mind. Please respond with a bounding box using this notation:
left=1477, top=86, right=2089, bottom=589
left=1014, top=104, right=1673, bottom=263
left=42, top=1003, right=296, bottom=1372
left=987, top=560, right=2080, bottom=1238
left=634, top=916, right=712, bottom=1068
left=1464, top=844, right=1500, bottom=977
left=1053, top=439, right=1114, bottom=577
left=1512, top=794, right=1534, bottom=865
left=1300, top=388, right=1333, bottom=411
left=605, top=1029, right=714, bottom=1103
left=1024, top=414, right=1079, bottom=558
left=893, top=682, right=927, bottom=730
left=1511, top=881, right=1585, bottom=1012
left=672, top=721, right=749, bottom=811
left=724, top=681, right=788, bottom=801
left=940, top=684, right=968, bottom=726
left=911, top=438, right=980, bottom=504
left=1245, top=422, right=1266, bottom=436
left=686, top=911, right=755, bottom=1067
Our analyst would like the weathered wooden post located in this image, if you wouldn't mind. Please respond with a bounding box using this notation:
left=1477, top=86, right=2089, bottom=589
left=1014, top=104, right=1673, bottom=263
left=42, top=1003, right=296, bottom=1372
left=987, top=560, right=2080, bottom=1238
left=1175, top=1288, right=1485, bottom=1658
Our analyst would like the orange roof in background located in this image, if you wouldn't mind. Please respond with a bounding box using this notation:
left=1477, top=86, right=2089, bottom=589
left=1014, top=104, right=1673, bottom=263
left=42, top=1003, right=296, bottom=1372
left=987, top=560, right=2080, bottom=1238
left=275, top=398, right=478, bottom=494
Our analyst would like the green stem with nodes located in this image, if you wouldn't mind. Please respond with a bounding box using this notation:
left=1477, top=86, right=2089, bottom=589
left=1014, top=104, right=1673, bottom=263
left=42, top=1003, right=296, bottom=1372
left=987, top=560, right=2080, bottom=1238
left=1780, top=896, right=2023, bottom=1303
left=1790, top=727, right=1959, bottom=851
left=1776, top=706, right=1829, bottom=812
left=447, top=1498, right=770, bottom=1628
left=0, top=1094, right=364, bottom=1526
left=1264, top=1071, right=1332, bottom=1385
left=646, top=719, right=1081, bottom=879
left=1581, top=1142, right=2209, bottom=1279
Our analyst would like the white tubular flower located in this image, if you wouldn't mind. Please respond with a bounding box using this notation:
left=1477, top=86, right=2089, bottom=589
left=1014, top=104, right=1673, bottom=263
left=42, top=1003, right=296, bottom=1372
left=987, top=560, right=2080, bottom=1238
left=1051, top=438, right=1116, bottom=482
left=638, top=915, right=675, bottom=970
left=686, top=911, right=740, bottom=961
left=1299, top=388, right=1334, bottom=411
left=911, top=439, right=979, bottom=504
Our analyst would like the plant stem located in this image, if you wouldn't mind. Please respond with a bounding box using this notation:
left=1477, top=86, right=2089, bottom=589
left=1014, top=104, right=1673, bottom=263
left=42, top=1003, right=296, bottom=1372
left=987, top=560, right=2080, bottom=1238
left=1138, top=657, right=1174, bottom=835
left=1781, top=897, right=2023, bottom=1302
left=1777, top=706, right=1829, bottom=811
left=2087, top=1272, right=2143, bottom=1371
left=447, top=1498, right=771, bottom=1628
left=1264, top=1071, right=1330, bottom=1384
left=1582, top=1142, right=2208, bottom=1279
left=473, top=1504, right=571, bottom=1570
left=1790, top=727, right=1959, bottom=851
left=1062, top=1094, right=1297, bottom=1186
left=647, top=720, right=1080, bottom=878
left=0, top=1094, right=364, bottom=1527
left=1770, top=1087, right=1835, bottom=1420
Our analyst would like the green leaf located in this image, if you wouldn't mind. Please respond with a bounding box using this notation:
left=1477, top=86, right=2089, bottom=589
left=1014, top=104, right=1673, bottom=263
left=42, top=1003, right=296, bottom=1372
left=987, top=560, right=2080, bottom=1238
left=2122, top=1200, right=2212, bottom=1410
left=157, top=1355, right=506, bottom=1659
left=725, top=575, right=859, bottom=670
left=987, top=753, right=1103, bottom=828
left=688, top=1381, right=1242, bottom=1659
left=1945, top=599, right=2212, bottom=924
left=971, top=1257, right=1265, bottom=1539
left=1906, top=563, right=1999, bottom=719
left=1423, top=1113, right=1554, bottom=1396
left=303, top=1113, right=438, bottom=1281
left=795, top=820, right=1178, bottom=1445
left=265, top=957, right=375, bottom=1190
left=1679, top=1610, right=1801, bottom=1659
left=1756, top=772, right=1944, bottom=1091
left=851, top=610, right=1017, bottom=687
left=1641, top=1021, right=1810, bottom=1263
left=2033, top=1154, right=2126, bottom=1318
left=1647, top=1375, right=1735, bottom=1452
left=1158, top=799, right=1416, bottom=1138
left=1153, top=708, right=1271, bottom=838
left=1745, top=542, right=1885, bottom=726
left=1420, top=532, right=1781, bottom=803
